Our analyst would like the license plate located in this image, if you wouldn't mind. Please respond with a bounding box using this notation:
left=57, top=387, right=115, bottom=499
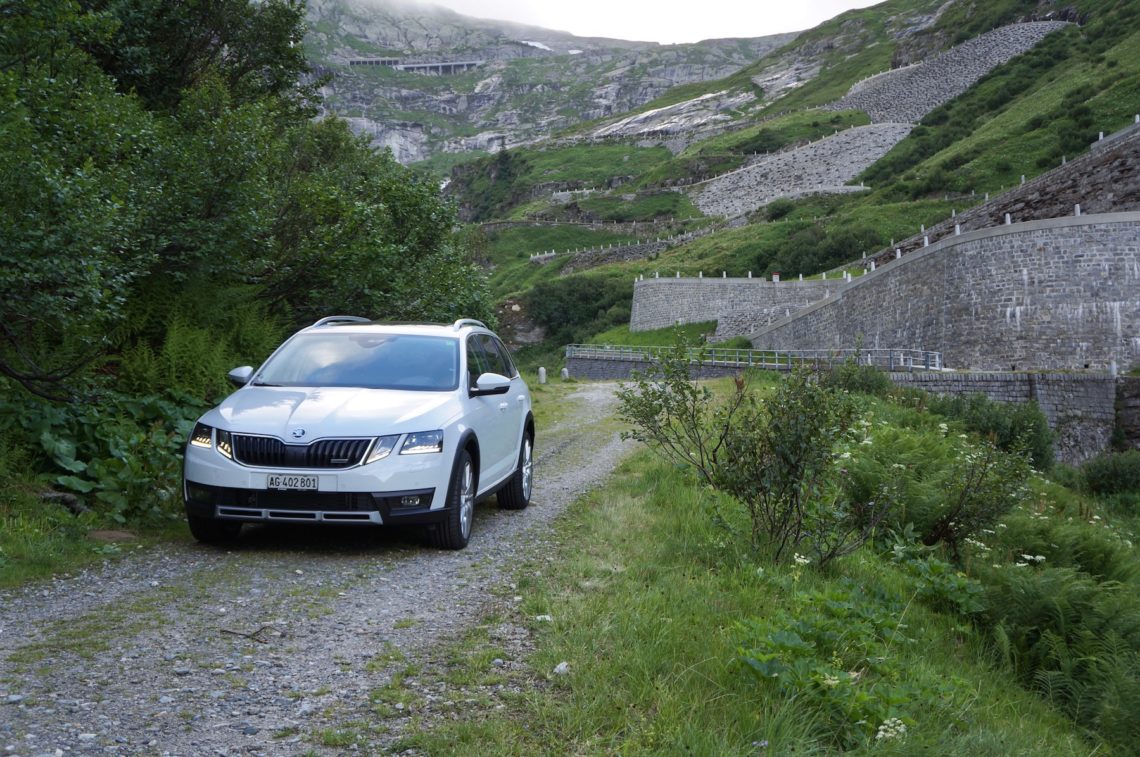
left=266, top=474, right=319, bottom=491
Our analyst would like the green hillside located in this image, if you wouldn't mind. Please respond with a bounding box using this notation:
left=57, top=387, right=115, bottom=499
left=442, top=0, right=1140, bottom=356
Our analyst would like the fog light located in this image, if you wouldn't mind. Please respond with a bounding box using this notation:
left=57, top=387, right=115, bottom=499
left=186, top=482, right=214, bottom=504
left=400, top=495, right=422, bottom=507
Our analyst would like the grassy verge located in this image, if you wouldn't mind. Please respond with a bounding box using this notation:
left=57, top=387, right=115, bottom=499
left=590, top=321, right=717, bottom=346
left=395, top=444, right=1097, bottom=754
left=0, top=487, right=184, bottom=589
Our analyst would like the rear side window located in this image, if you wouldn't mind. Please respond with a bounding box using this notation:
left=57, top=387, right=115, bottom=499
left=485, top=335, right=517, bottom=378
left=474, top=334, right=514, bottom=377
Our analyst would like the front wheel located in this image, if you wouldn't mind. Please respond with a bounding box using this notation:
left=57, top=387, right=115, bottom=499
left=187, top=513, right=242, bottom=545
left=430, top=448, right=476, bottom=550
left=498, top=432, right=533, bottom=511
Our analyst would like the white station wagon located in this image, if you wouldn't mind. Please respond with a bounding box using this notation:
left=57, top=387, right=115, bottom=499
left=182, top=317, right=534, bottom=549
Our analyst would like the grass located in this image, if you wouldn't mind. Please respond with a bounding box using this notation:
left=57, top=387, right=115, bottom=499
left=395, top=446, right=1100, bottom=754
left=0, top=487, right=185, bottom=589
left=590, top=321, right=718, bottom=346
left=516, top=144, right=672, bottom=188
left=577, top=191, right=702, bottom=222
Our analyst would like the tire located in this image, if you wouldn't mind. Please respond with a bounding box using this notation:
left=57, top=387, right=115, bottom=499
left=430, top=448, right=476, bottom=550
left=187, top=513, right=242, bottom=545
left=497, top=431, right=533, bottom=511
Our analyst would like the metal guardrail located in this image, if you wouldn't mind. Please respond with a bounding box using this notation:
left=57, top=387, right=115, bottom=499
left=564, top=344, right=944, bottom=372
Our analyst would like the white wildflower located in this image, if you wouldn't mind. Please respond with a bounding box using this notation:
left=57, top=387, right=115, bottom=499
left=875, top=718, right=907, bottom=741
left=794, top=553, right=811, bottom=566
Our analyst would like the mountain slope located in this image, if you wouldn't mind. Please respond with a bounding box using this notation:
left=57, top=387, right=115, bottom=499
left=303, top=0, right=795, bottom=163
left=435, top=0, right=1140, bottom=354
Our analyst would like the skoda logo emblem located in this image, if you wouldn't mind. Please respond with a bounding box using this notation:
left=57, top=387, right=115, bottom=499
left=291, top=428, right=306, bottom=439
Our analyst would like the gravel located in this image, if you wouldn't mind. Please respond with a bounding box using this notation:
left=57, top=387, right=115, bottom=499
left=0, top=382, right=630, bottom=755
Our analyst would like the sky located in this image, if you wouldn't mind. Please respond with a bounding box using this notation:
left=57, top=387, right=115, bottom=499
left=418, top=0, right=884, bottom=44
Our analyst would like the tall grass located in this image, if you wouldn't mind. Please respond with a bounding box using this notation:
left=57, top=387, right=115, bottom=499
left=395, top=453, right=1096, bottom=755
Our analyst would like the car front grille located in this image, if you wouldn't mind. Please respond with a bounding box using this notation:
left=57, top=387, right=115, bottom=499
left=232, top=435, right=373, bottom=469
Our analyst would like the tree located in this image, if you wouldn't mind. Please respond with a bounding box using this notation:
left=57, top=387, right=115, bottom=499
left=0, top=0, right=161, bottom=398
left=76, top=0, right=313, bottom=112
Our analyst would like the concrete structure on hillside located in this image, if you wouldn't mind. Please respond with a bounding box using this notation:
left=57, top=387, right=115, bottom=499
left=630, top=276, right=834, bottom=333
left=348, top=59, right=484, bottom=74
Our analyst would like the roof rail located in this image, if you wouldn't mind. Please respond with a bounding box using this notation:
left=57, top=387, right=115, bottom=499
left=452, top=318, right=487, bottom=331
left=311, top=315, right=371, bottom=328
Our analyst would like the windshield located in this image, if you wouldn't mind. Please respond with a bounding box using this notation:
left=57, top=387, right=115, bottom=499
left=254, top=333, right=460, bottom=391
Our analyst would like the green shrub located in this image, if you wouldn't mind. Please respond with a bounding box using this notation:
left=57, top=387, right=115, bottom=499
left=926, top=393, right=1053, bottom=469
left=716, top=336, right=753, bottom=350
left=738, top=579, right=966, bottom=749
left=617, top=357, right=886, bottom=566
left=1082, top=450, right=1140, bottom=496
left=823, top=360, right=892, bottom=397
left=887, top=530, right=985, bottom=616
left=1, top=388, right=205, bottom=524
left=843, top=424, right=1031, bottom=559
left=988, top=515, right=1139, bottom=585
left=764, top=198, right=796, bottom=221
left=523, top=274, right=633, bottom=346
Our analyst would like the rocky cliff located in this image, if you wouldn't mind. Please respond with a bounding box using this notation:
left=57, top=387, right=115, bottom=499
left=304, top=0, right=795, bottom=163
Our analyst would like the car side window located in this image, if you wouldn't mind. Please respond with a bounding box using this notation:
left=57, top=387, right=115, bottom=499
left=466, top=337, right=489, bottom=387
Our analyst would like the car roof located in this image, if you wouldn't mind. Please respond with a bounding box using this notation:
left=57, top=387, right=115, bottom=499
left=299, top=317, right=490, bottom=338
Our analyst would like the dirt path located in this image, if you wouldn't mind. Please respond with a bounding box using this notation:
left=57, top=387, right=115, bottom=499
left=0, top=382, right=630, bottom=755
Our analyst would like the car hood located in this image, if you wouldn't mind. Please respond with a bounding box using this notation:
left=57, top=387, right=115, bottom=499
left=200, top=386, right=460, bottom=439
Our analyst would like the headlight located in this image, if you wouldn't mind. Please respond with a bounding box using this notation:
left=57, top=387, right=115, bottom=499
left=400, top=430, right=444, bottom=455
left=190, top=423, right=233, bottom=459
left=366, top=435, right=401, bottom=464
left=190, top=422, right=213, bottom=449
left=216, top=429, right=233, bottom=459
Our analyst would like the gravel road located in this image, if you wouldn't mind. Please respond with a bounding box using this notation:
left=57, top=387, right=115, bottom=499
left=0, top=382, right=629, bottom=756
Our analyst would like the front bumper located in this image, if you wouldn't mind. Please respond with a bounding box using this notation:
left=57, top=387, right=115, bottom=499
left=183, top=438, right=454, bottom=526
left=183, top=482, right=443, bottom=525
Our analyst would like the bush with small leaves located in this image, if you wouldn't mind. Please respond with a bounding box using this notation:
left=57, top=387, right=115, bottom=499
left=618, top=349, right=888, bottom=566
left=926, top=393, right=1053, bottom=469
left=823, top=360, right=893, bottom=397
left=1082, top=449, right=1140, bottom=496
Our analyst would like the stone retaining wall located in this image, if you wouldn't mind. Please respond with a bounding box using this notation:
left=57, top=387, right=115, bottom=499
left=747, top=213, right=1140, bottom=372
left=826, top=22, right=1070, bottom=124
left=1119, top=377, right=1140, bottom=452
left=630, top=277, right=833, bottom=332
left=868, top=126, right=1140, bottom=269
left=690, top=124, right=910, bottom=218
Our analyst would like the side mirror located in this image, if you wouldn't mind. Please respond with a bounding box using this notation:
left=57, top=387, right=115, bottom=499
left=471, top=372, right=511, bottom=396
left=227, top=366, right=254, bottom=388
